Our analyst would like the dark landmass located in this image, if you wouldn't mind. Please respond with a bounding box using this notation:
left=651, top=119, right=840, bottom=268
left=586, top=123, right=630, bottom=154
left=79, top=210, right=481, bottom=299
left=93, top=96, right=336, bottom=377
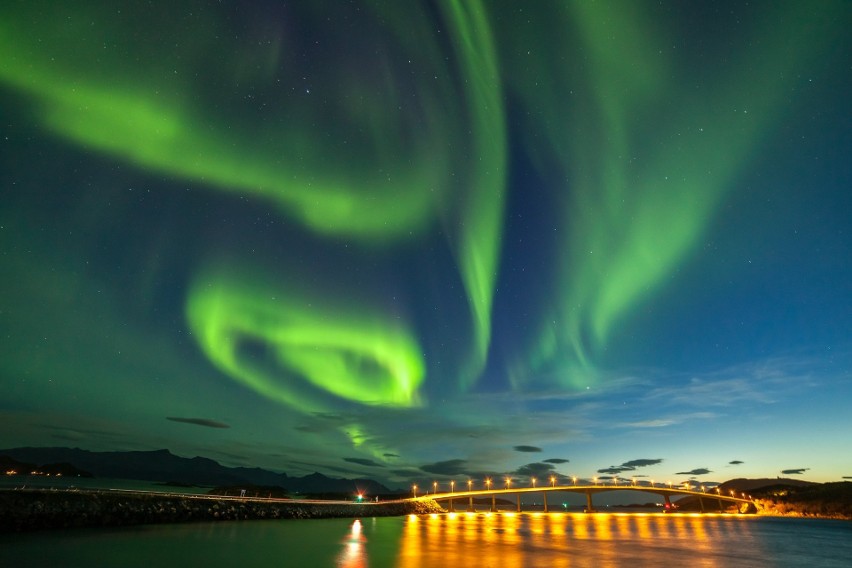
left=675, top=478, right=851, bottom=519
left=717, top=477, right=817, bottom=493
left=0, top=489, right=444, bottom=533
left=751, top=481, right=852, bottom=519
left=1, top=455, right=93, bottom=478
left=0, top=448, right=389, bottom=494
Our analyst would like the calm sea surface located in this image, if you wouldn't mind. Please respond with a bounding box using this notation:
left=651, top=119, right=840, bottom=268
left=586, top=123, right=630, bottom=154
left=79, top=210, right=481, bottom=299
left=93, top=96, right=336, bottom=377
left=2, top=512, right=850, bottom=567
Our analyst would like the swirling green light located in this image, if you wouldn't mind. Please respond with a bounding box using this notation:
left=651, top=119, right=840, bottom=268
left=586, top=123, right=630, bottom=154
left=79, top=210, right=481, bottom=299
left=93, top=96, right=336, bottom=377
left=0, top=0, right=505, bottom=393
left=437, top=0, right=506, bottom=386
left=0, top=1, right=450, bottom=240
left=502, top=1, right=845, bottom=386
left=186, top=267, right=425, bottom=410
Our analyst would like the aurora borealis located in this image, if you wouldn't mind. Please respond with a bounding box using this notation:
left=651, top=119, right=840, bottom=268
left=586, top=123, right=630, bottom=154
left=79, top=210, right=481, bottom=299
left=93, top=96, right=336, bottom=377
left=1, top=0, right=850, bottom=487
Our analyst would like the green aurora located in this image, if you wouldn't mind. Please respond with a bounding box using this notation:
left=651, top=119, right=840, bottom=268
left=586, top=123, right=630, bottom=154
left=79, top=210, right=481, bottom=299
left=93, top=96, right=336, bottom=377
left=498, top=1, right=846, bottom=387
left=0, top=0, right=506, bottom=398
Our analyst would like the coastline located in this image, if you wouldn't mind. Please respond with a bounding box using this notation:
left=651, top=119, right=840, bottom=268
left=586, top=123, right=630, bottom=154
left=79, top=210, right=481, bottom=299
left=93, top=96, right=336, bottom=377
left=755, top=510, right=852, bottom=522
left=5, top=488, right=849, bottom=533
left=0, top=489, right=444, bottom=533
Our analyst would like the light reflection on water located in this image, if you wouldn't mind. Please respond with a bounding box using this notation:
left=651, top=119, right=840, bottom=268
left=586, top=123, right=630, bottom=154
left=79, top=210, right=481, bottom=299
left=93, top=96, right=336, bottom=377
left=397, top=512, right=768, bottom=568
left=1, top=512, right=851, bottom=567
left=337, top=518, right=366, bottom=568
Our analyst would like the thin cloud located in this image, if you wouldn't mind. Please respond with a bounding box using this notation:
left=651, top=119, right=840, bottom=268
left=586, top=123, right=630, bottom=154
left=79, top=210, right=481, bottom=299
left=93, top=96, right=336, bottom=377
left=620, top=413, right=716, bottom=430
left=642, top=357, right=821, bottom=410
left=781, top=468, right=809, bottom=475
left=166, top=417, right=230, bottom=429
left=622, top=459, right=662, bottom=468
left=513, top=462, right=557, bottom=478
left=343, top=457, right=385, bottom=468
left=544, top=458, right=569, bottom=464
left=50, top=432, right=86, bottom=441
left=675, top=468, right=711, bottom=476
left=514, top=445, right=542, bottom=453
left=391, top=469, right=423, bottom=479
left=597, top=458, right=662, bottom=475
left=420, top=459, right=468, bottom=476
left=729, top=460, right=744, bottom=465
left=624, top=419, right=676, bottom=428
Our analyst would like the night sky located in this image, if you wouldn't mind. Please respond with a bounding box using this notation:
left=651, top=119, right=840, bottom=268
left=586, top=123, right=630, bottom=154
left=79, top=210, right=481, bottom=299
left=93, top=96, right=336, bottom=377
left=2, top=0, right=850, bottom=489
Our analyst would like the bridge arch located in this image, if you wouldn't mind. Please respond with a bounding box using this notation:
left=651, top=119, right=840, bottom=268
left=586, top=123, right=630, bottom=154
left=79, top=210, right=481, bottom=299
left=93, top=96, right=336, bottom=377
left=409, top=484, right=756, bottom=514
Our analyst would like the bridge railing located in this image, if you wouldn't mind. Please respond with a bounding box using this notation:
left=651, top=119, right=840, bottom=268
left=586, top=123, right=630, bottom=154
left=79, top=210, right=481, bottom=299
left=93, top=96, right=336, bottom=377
left=407, top=484, right=756, bottom=514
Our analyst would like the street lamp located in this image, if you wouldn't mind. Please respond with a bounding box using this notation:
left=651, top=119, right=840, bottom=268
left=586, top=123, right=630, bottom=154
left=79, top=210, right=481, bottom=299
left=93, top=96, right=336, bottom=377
left=433, top=481, right=437, bottom=494
left=593, top=476, right=598, bottom=486
left=632, top=478, right=636, bottom=486
left=572, top=476, right=577, bottom=486
left=468, top=479, right=472, bottom=492
left=450, top=480, right=455, bottom=493
left=613, top=476, right=618, bottom=486
left=485, top=478, right=492, bottom=490
left=531, top=477, right=537, bottom=488
left=412, top=485, right=417, bottom=498
left=551, top=476, right=557, bottom=487
left=650, top=479, right=655, bottom=487
left=505, top=477, right=511, bottom=489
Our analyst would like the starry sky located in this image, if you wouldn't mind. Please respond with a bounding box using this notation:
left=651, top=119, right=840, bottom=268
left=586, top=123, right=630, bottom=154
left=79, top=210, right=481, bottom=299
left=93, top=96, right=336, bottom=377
left=1, top=0, right=850, bottom=489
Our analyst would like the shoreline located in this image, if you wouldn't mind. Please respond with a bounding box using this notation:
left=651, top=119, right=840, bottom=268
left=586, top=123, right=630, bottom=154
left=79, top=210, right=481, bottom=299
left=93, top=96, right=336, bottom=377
left=755, top=511, right=852, bottom=522
left=0, top=488, right=444, bottom=533
left=4, top=489, right=849, bottom=533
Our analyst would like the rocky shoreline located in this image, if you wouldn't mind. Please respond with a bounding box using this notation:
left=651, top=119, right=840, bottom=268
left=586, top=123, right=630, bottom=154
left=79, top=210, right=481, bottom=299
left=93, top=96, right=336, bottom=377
left=0, top=489, right=445, bottom=533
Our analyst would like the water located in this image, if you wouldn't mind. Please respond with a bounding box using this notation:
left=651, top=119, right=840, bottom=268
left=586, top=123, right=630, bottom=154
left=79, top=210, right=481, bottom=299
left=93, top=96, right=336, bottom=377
left=1, top=512, right=850, bottom=567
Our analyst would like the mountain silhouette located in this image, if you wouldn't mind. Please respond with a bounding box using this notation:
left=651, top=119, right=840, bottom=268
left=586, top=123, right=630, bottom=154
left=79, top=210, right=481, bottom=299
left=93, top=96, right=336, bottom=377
left=0, top=447, right=391, bottom=494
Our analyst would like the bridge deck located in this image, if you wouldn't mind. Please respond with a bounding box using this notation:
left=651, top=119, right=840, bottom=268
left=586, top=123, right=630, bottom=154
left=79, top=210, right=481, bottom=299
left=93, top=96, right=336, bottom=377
left=408, top=484, right=755, bottom=513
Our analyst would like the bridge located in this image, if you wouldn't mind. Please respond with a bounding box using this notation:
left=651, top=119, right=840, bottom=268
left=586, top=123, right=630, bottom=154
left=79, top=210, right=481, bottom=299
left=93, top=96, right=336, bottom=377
left=408, top=483, right=757, bottom=514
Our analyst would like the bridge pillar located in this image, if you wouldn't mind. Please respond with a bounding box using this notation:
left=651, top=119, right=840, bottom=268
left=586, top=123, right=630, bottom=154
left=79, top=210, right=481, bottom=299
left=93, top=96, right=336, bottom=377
left=543, top=492, right=548, bottom=513
left=698, top=497, right=705, bottom=513
left=448, top=498, right=454, bottom=512
left=717, top=498, right=724, bottom=513
left=585, top=491, right=595, bottom=513
left=469, top=496, right=474, bottom=512
left=517, top=493, right=522, bottom=512
left=664, top=494, right=672, bottom=511
left=491, top=494, right=496, bottom=512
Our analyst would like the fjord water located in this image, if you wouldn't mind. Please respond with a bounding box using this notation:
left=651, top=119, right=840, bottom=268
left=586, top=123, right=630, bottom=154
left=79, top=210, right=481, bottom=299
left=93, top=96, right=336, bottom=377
left=2, top=513, right=850, bottom=567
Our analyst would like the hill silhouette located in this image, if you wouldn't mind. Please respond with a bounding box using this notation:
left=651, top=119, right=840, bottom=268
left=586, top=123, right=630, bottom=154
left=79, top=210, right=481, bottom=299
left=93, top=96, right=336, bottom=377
left=0, top=447, right=391, bottom=495
left=674, top=478, right=851, bottom=518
